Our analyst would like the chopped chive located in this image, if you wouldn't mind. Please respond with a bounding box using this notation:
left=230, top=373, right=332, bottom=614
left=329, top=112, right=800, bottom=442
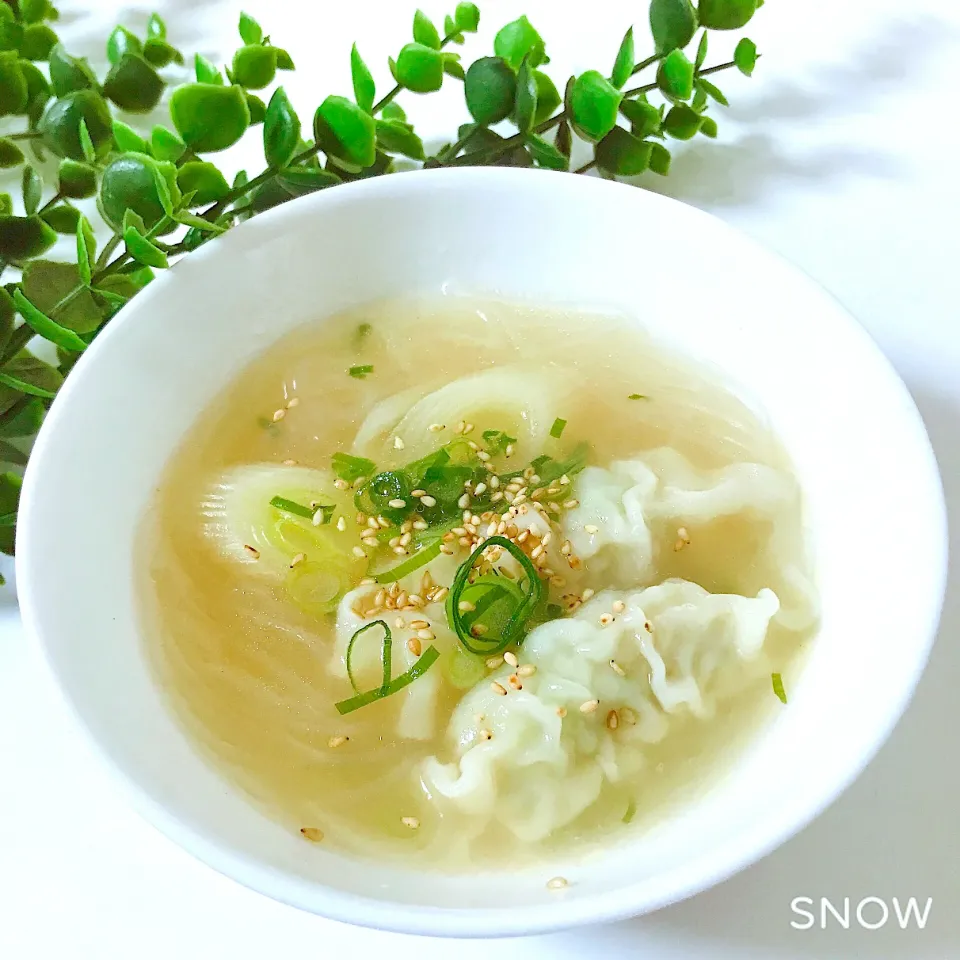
left=345, top=620, right=392, bottom=696
left=349, top=364, right=374, bottom=379
left=354, top=322, right=372, bottom=346
left=622, top=798, right=637, bottom=824
left=269, top=495, right=315, bottom=520
left=373, top=540, right=443, bottom=584
left=627, top=394, right=648, bottom=400
left=550, top=417, right=567, bottom=439
left=772, top=672, right=787, bottom=704
left=335, top=644, right=440, bottom=715
left=332, top=452, right=376, bottom=483
left=481, top=429, right=517, bottom=455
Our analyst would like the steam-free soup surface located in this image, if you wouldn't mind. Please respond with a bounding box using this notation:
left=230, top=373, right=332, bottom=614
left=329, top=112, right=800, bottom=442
left=141, top=299, right=816, bottom=870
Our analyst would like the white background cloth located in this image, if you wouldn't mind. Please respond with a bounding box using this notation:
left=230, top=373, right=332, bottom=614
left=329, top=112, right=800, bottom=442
left=1, top=0, right=957, bottom=956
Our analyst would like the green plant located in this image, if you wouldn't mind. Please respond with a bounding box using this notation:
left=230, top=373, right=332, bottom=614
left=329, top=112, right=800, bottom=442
left=0, top=0, right=764, bottom=570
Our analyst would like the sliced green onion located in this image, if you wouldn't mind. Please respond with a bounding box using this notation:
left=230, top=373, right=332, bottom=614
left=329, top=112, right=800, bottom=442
left=269, top=495, right=314, bottom=520
left=772, top=672, right=787, bottom=704
left=345, top=620, right=392, bottom=695
left=354, top=322, right=372, bottom=346
left=480, top=429, right=517, bottom=455
left=622, top=798, right=637, bottom=824
left=446, top=536, right=544, bottom=656
left=332, top=452, right=376, bottom=483
left=628, top=393, right=648, bottom=400
left=550, top=417, right=567, bottom=439
left=335, top=645, right=440, bottom=715
left=373, top=539, right=443, bottom=583
left=349, top=364, right=374, bottom=379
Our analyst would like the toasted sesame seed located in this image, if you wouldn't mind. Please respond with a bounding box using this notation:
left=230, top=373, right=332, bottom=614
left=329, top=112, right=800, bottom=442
left=410, top=489, right=426, bottom=498
left=581, top=588, right=595, bottom=602
left=244, top=544, right=260, bottom=559
left=486, top=655, right=503, bottom=669
left=394, top=617, right=405, bottom=628
left=356, top=512, right=367, bottom=525
left=489, top=475, right=500, bottom=489
left=272, top=408, right=286, bottom=422
left=458, top=600, right=476, bottom=613
left=584, top=524, right=599, bottom=535
left=439, top=544, right=455, bottom=555
left=580, top=699, right=600, bottom=714
left=300, top=827, right=324, bottom=842
left=389, top=536, right=402, bottom=548
left=556, top=706, right=568, bottom=718
left=428, top=423, right=445, bottom=432
left=352, top=546, right=366, bottom=558
left=377, top=515, right=391, bottom=528
left=505, top=443, right=514, bottom=458
left=491, top=682, right=508, bottom=696
left=471, top=623, right=488, bottom=637
left=410, top=619, right=429, bottom=629
left=401, top=816, right=420, bottom=829
left=282, top=458, right=297, bottom=466
left=644, top=620, right=653, bottom=632
left=600, top=613, right=614, bottom=626
left=563, top=499, right=580, bottom=510
left=610, top=659, right=626, bottom=677
left=458, top=493, right=471, bottom=509
left=491, top=492, right=504, bottom=502
left=328, top=735, right=349, bottom=748
left=407, top=594, right=424, bottom=607
left=334, top=478, right=348, bottom=490
left=606, top=710, right=620, bottom=730
left=417, top=628, right=435, bottom=641
left=413, top=518, right=429, bottom=530
left=531, top=544, right=544, bottom=559
left=547, top=877, right=569, bottom=890
left=400, top=532, right=412, bottom=547
left=508, top=674, right=522, bottom=690
left=432, top=586, right=449, bottom=602
left=517, top=664, right=537, bottom=678
left=455, top=420, right=466, bottom=434
left=613, top=600, right=626, bottom=613
left=474, top=482, right=488, bottom=497
left=407, top=637, right=422, bottom=656
left=478, top=728, right=493, bottom=741
left=503, top=651, right=519, bottom=667
left=394, top=436, right=405, bottom=450
left=388, top=499, right=407, bottom=509
left=359, top=577, right=376, bottom=585
left=476, top=450, right=490, bottom=461
left=290, top=552, right=306, bottom=568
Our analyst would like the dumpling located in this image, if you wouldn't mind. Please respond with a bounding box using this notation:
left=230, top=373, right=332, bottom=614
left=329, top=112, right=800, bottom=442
left=352, top=365, right=568, bottom=466
left=420, top=578, right=780, bottom=842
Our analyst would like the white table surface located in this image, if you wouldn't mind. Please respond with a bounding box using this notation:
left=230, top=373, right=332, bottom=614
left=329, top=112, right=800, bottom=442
left=2, top=0, right=958, bottom=956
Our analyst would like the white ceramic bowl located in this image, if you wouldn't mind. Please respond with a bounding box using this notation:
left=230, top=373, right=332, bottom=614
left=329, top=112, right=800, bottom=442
left=16, top=168, right=947, bottom=938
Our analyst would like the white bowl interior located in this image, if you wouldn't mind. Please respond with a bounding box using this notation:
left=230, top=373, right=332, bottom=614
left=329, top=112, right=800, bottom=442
left=17, top=169, right=947, bottom=937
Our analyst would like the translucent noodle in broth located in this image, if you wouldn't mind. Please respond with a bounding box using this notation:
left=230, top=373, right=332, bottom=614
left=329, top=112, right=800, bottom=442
left=140, top=298, right=818, bottom=869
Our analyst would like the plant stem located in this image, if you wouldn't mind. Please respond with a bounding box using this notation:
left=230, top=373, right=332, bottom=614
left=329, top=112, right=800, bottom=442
left=95, top=234, right=122, bottom=271
left=6, top=131, right=42, bottom=141
left=698, top=59, right=737, bottom=77
left=372, top=31, right=459, bottom=115
left=631, top=53, right=662, bottom=76
left=622, top=59, right=737, bottom=99
left=575, top=159, right=597, bottom=174
left=38, top=192, right=64, bottom=214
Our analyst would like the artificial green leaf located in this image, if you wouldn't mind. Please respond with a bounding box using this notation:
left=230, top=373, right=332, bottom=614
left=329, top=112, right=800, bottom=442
left=13, top=289, right=88, bottom=351
left=698, top=0, right=758, bottom=30
left=697, top=76, right=728, bottom=105
left=244, top=93, right=264, bottom=124
left=19, top=59, right=49, bottom=103
left=611, top=27, right=634, bottom=90
left=443, top=57, right=465, bottom=80
left=0, top=472, right=21, bottom=551
left=532, top=70, right=560, bottom=124
left=21, top=259, right=104, bottom=331
left=620, top=98, right=661, bottom=137
left=699, top=115, right=718, bottom=137
left=0, top=353, right=61, bottom=402
left=77, top=118, right=95, bottom=161
left=194, top=53, right=223, bottom=85
left=173, top=209, right=224, bottom=233
left=123, top=225, right=168, bottom=268
left=395, top=42, right=444, bottom=93
left=48, top=44, right=97, bottom=97
left=275, top=168, right=341, bottom=194
left=264, top=86, right=300, bottom=168
left=734, top=37, right=758, bottom=75
left=151, top=125, right=186, bottom=162
left=100, top=152, right=169, bottom=229
left=147, top=12, right=167, bottom=39
left=526, top=133, right=567, bottom=170
left=103, top=53, right=165, bottom=113
left=657, top=48, right=694, bottom=100
left=692, top=84, right=707, bottom=112
left=112, top=119, right=150, bottom=154
left=20, top=0, right=49, bottom=25
left=513, top=57, right=537, bottom=133
left=76, top=214, right=96, bottom=285
left=0, top=52, right=27, bottom=116
left=176, top=161, right=229, bottom=205
left=151, top=159, right=178, bottom=217
left=555, top=118, right=572, bottom=158
left=107, top=25, right=142, bottom=65
left=351, top=43, right=375, bottom=113
left=38, top=89, right=113, bottom=160
left=20, top=24, right=58, bottom=61
left=596, top=126, right=653, bottom=175
left=0, top=193, right=11, bottom=216
left=649, top=0, right=697, bottom=53
left=0, top=439, right=28, bottom=465
left=0, top=286, right=13, bottom=333
left=238, top=11, right=263, bottom=45
left=0, top=397, right=44, bottom=437
left=663, top=102, right=703, bottom=139
left=464, top=57, right=515, bottom=125
left=0, top=138, right=22, bottom=167
left=170, top=83, right=250, bottom=152
left=314, top=95, right=376, bottom=167
left=444, top=15, right=463, bottom=44
left=0, top=216, right=56, bottom=259
left=143, top=38, right=182, bottom=68
left=494, top=16, right=545, bottom=71
left=58, top=164, right=96, bottom=208
left=375, top=118, right=424, bottom=160
left=40, top=204, right=80, bottom=233
left=232, top=44, right=277, bottom=90
left=275, top=48, right=295, bottom=70
left=454, top=2, right=480, bottom=32
left=695, top=31, right=708, bottom=69
left=0, top=7, right=22, bottom=53
left=381, top=102, right=406, bottom=122
left=413, top=9, right=441, bottom=50
left=21, top=164, right=42, bottom=215
left=569, top=70, right=622, bottom=142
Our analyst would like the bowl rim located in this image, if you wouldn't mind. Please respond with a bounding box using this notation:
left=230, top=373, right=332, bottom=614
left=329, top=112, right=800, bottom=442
left=15, top=166, right=949, bottom=938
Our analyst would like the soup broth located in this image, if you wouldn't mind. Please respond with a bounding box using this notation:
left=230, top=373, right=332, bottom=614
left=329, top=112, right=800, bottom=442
left=141, top=298, right=817, bottom=869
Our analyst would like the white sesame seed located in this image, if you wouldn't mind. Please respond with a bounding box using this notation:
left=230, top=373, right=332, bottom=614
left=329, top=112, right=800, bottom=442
left=486, top=655, right=503, bottom=669
left=563, top=499, right=580, bottom=510
left=328, top=735, right=349, bottom=748
left=476, top=450, right=490, bottom=462
left=388, top=499, right=407, bottom=509
left=677, top=526, right=689, bottom=540
left=272, top=408, right=286, bottom=422
left=410, top=489, right=426, bottom=498
left=505, top=443, right=514, bottom=458
left=300, top=827, right=324, bottom=842
left=290, top=552, right=306, bottom=568
left=285, top=397, right=299, bottom=408
left=407, top=637, right=422, bottom=656
left=243, top=544, right=260, bottom=559
left=474, top=482, right=488, bottom=497
left=613, top=600, right=626, bottom=613
left=517, top=664, right=536, bottom=678
left=491, top=682, right=508, bottom=696
left=410, top=619, right=429, bottom=629
left=401, top=816, right=420, bottom=829
left=610, top=659, right=626, bottom=677
left=417, top=628, right=435, bottom=641
left=394, top=436, right=405, bottom=450
left=556, top=706, right=567, bottom=718
left=503, top=651, right=519, bottom=667
left=458, top=493, right=471, bottom=509
left=377, top=515, right=391, bottom=528
left=334, top=478, right=349, bottom=490
left=455, top=420, right=466, bottom=434
left=478, top=728, right=493, bottom=740
left=428, top=423, right=445, bottom=432
left=413, top=518, right=429, bottom=530
left=581, top=588, right=595, bottom=602
left=600, top=613, right=614, bottom=626
left=580, top=699, right=600, bottom=714
left=547, top=877, right=569, bottom=890
left=352, top=546, right=366, bottom=558
left=420, top=495, right=437, bottom=508
left=584, top=524, right=599, bottom=535
left=620, top=706, right=638, bottom=725
left=393, top=545, right=407, bottom=555
left=394, top=616, right=405, bottom=629
left=440, top=544, right=455, bottom=555
left=359, top=577, right=376, bottom=585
